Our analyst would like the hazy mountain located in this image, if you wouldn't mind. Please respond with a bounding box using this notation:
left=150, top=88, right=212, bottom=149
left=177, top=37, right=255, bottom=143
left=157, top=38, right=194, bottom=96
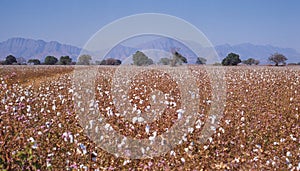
left=0, top=37, right=299, bottom=64
left=104, top=44, right=138, bottom=61
left=0, top=38, right=81, bottom=61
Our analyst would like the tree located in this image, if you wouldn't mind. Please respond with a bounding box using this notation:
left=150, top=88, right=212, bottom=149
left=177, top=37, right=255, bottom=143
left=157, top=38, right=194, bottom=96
left=28, top=59, right=41, bottom=65
left=222, top=53, right=241, bottom=66
left=4, top=55, right=17, bottom=65
left=298, top=62, right=300, bottom=65
left=98, top=58, right=122, bottom=65
left=77, top=54, right=92, bottom=65
left=59, top=56, right=72, bottom=65
left=158, top=57, right=171, bottom=65
left=242, top=58, right=260, bottom=65
left=16, top=57, right=27, bottom=65
left=268, top=53, right=287, bottom=66
left=44, top=56, right=58, bottom=65
left=132, top=51, right=153, bottom=66
left=171, top=51, right=187, bottom=66
left=196, top=57, right=207, bottom=65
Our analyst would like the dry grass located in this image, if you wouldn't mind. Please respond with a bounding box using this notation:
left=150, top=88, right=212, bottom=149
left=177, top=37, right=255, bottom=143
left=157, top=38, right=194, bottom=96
left=0, top=65, right=299, bottom=170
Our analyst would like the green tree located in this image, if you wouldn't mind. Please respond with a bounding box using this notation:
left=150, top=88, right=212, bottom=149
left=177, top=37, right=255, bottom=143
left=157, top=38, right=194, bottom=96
left=44, top=56, right=58, bottom=65
left=28, top=59, right=41, bottom=65
left=132, top=51, right=153, bottom=66
left=77, top=54, right=92, bottom=65
left=158, top=57, right=171, bottom=65
left=4, top=55, right=17, bottom=65
left=222, top=53, right=241, bottom=66
left=59, top=56, right=72, bottom=65
left=268, top=53, right=287, bottom=66
left=171, top=51, right=187, bottom=66
left=242, top=58, right=260, bottom=65
left=196, top=57, right=207, bottom=65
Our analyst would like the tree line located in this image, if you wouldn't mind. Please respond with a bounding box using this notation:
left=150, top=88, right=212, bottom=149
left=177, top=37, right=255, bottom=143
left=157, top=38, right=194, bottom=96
left=1, top=51, right=299, bottom=66
left=0, top=55, right=74, bottom=65
left=220, top=52, right=300, bottom=66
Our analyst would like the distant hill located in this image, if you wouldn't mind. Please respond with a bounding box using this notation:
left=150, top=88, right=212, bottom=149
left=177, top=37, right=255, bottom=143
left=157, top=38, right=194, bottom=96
left=0, top=37, right=299, bottom=64
left=0, top=38, right=81, bottom=62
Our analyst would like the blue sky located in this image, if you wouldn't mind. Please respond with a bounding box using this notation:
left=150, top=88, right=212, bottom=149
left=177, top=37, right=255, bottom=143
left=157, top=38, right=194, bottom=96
left=1, top=0, right=300, bottom=51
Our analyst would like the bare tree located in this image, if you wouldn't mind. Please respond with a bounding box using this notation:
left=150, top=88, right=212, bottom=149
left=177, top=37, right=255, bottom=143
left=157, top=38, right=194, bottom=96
left=268, top=53, right=287, bottom=66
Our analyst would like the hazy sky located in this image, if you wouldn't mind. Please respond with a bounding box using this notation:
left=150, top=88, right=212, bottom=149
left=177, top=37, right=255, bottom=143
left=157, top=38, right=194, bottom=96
left=1, top=0, right=300, bottom=51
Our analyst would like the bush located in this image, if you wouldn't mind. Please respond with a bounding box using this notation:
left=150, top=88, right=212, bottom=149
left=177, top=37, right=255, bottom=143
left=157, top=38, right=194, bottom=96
left=99, top=58, right=122, bottom=65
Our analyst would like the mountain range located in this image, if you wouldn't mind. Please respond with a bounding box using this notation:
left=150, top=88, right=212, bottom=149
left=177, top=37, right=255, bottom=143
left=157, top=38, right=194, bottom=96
left=0, top=37, right=299, bottom=64
left=0, top=38, right=81, bottom=61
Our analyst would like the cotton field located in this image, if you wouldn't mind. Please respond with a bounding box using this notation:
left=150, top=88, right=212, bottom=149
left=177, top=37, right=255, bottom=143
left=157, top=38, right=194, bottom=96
left=0, top=65, right=299, bottom=170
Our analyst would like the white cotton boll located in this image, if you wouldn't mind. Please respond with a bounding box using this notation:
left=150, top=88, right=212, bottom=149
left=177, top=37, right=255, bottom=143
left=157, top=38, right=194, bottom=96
left=145, top=125, right=150, bottom=134
left=123, top=159, right=130, bottom=165
left=28, top=137, right=35, bottom=142
left=149, top=131, right=157, bottom=141
left=210, top=115, right=216, bottom=124
left=132, top=117, right=138, bottom=124
left=52, top=105, right=56, bottom=111
left=141, top=147, right=145, bottom=154
left=225, top=119, right=231, bottom=125
left=196, top=120, right=202, bottom=129
left=32, top=143, right=38, bottom=149
left=69, top=134, right=73, bottom=143
left=89, top=120, right=94, bottom=128
left=137, top=117, right=144, bottom=123
left=177, top=109, right=184, bottom=120
left=20, top=96, right=25, bottom=101
left=152, top=94, right=156, bottom=102
left=188, top=127, right=194, bottom=133
left=26, top=105, right=31, bottom=113
left=206, top=100, right=212, bottom=104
